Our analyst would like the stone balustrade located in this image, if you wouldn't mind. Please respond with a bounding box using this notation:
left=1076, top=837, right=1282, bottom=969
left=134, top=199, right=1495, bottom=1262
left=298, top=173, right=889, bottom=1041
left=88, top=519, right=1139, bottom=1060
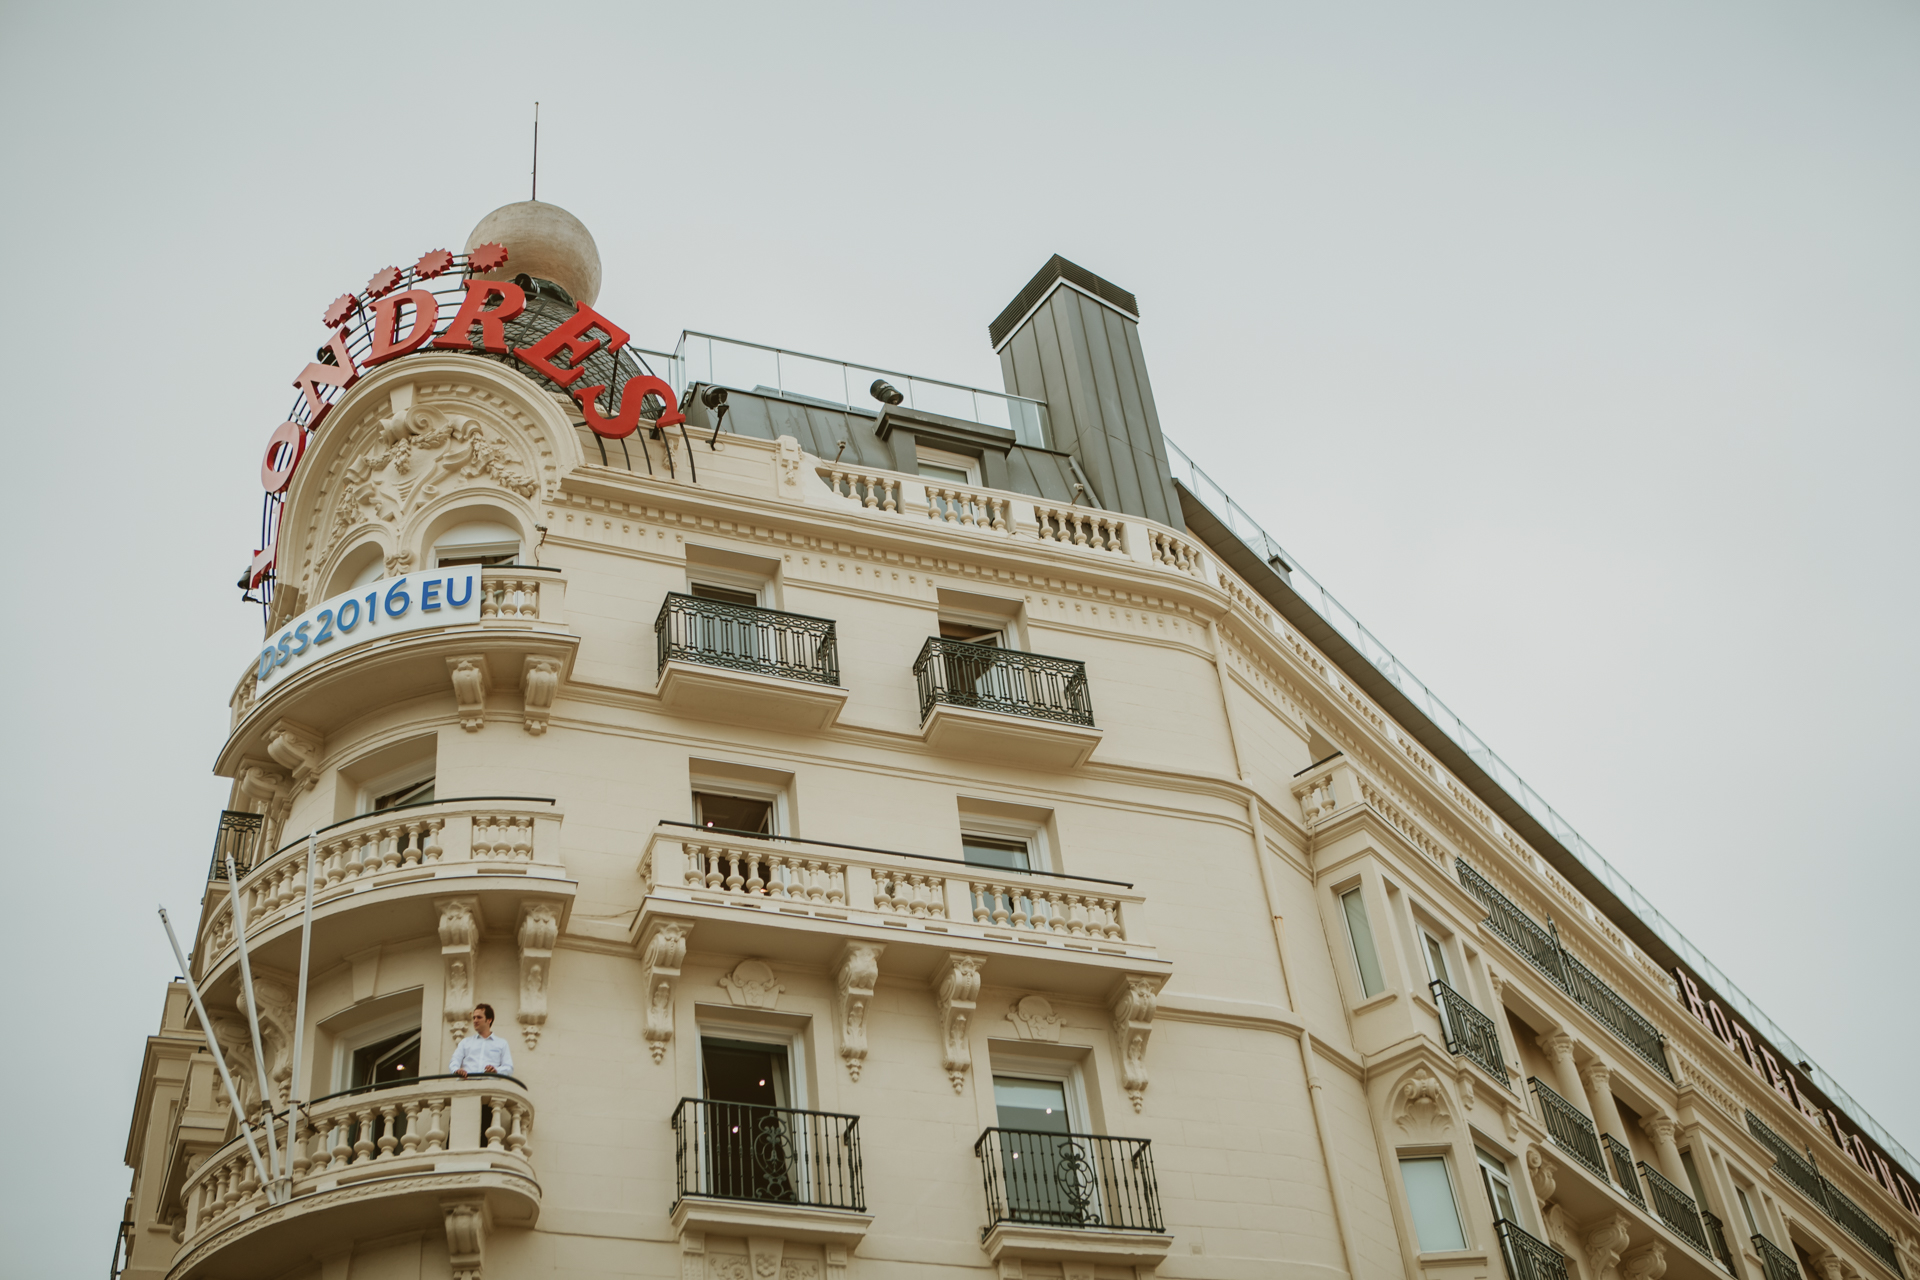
left=177, top=1074, right=534, bottom=1252
left=641, top=826, right=1153, bottom=964
left=197, top=800, right=561, bottom=976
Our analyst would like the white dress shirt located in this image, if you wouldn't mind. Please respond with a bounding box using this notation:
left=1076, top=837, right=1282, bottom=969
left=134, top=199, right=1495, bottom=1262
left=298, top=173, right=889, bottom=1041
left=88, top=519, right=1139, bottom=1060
left=449, top=1031, right=515, bottom=1077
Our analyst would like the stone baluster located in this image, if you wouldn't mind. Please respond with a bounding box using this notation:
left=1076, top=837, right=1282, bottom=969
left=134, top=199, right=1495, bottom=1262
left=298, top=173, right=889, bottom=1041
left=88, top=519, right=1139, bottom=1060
left=723, top=850, right=744, bottom=892
left=506, top=1103, right=530, bottom=1155
left=341, top=834, right=367, bottom=880
left=702, top=846, right=724, bottom=890
left=352, top=1108, right=377, bottom=1163
left=511, top=816, right=533, bottom=861
left=289, top=1113, right=310, bottom=1178
left=484, top=1098, right=507, bottom=1150
left=826, top=863, right=847, bottom=904
left=744, top=852, right=765, bottom=895
left=423, top=818, right=446, bottom=862
left=329, top=1114, right=352, bottom=1168
left=480, top=581, right=500, bottom=618
left=400, top=1100, right=423, bottom=1154
left=423, top=1099, right=448, bottom=1154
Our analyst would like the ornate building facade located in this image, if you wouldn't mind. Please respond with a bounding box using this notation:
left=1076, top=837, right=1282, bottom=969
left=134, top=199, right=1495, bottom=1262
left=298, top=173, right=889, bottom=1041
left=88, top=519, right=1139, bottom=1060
left=114, top=203, right=1920, bottom=1280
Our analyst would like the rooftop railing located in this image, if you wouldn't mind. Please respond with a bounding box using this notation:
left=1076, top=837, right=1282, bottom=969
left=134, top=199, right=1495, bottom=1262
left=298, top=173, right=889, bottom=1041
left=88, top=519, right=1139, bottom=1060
left=669, top=331, right=1049, bottom=449
left=1457, top=860, right=1671, bottom=1079
left=1429, top=979, right=1510, bottom=1088
left=914, top=638, right=1094, bottom=727
left=975, top=1128, right=1162, bottom=1233
left=1165, top=433, right=1916, bottom=1179
left=655, top=592, right=840, bottom=686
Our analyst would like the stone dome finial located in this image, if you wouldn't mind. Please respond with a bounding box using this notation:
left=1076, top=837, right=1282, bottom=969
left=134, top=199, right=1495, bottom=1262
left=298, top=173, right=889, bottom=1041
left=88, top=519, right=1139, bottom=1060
left=464, top=200, right=602, bottom=307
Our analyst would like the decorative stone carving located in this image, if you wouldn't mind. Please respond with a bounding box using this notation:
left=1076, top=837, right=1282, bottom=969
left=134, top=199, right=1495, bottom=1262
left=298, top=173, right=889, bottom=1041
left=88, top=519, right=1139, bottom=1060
left=1456, top=1065, right=1477, bottom=1112
left=264, top=719, right=323, bottom=793
left=1504, top=1102, right=1523, bottom=1142
left=1813, top=1254, right=1849, bottom=1280
left=443, top=1198, right=490, bottom=1280
left=521, top=656, right=561, bottom=735
left=932, top=954, right=985, bottom=1092
left=640, top=920, right=691, bottom=1063
left=322, top=405, right=539, bottom=559
left=679, top=1230, right=705, bottom=1280
left=446, top=656, right=492, bottom=733
left=1294, top=775, right=1338, bottom=823
left=437, top=897, right=481, bottom=1045
left=823, top=1245, right=848, bottom=1280
left=833, top=942, right=884, bottom=1081
left=719, top=959, right=785, bottom=1008
left=236, top=762, right=291, bottom=837
left=1110, top=976, right=1160, bottom=1112
left=1545, top=1204, right=1581, bottom=1262
left=240, top=970, right=297, bottom=1105
left=1623, top=1241, right=1668, bottom=1280
left=747, top=1236, right=783, bottom=1280
left=775, top=436, right=804, bottom=496
left=1391, top=1067, right=1454, bottom=1139
left=1528, top=1144, right=1559, bottom=1202
left=385, top=549, right=415, bottom=577
left=781, top=1261, right=821, bottom=1280
left=517, top=901, right=561, bottom=1049
left=1006, top=995, right=1063, bottom=1042
left=1586, top=1212, right=1635, bottom=1280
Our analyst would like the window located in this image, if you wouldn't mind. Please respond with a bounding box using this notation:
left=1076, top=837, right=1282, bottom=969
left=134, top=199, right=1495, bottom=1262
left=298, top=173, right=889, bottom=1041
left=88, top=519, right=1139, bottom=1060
left=1401, top=1156, right=1468, bottom=1252
left=1735, top=1184, right=1760, bottom=1236
left=693, top=791, right=774, bottom=835
left=964, top=835, right=1032, bottom=871
left=433, top=519, right=522, bottom=568
left=351, top=1028, right=422, bottom=1089
left=1478, top=1146, right=1524, bottom=1228
left=698, top=1034, right=797, bottom=1203
left=1341, top=886, right=1387, bottom=998
left=1420, top=927, right=1452, bottom=987
left=690, top=582, right=760, bottom=607
left=917, top=446, right=980, bottom=486
left=373, top=776, right=435, bottom=811
left=989, top=1062, right=1095, bottom=1225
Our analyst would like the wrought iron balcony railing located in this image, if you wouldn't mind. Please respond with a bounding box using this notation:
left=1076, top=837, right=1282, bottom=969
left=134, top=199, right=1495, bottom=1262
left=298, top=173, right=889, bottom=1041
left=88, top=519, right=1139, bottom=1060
left=1529, top=1078, right=1608, bottom=1180
left=1754, top=1234, right=1803, bottom=1280
left=1639, top=1161, right=1712, bottom=1257
left=655, top=593, right=839, bottom=686
left=1456, top=859, right=1671, bottom=1079
left=1745, top=1111, right=1903, bottom=1276
left=208, top=809, right=266, bottom=880
left=1603, top=1134, right=1647, bottom=1208
left=1703, top=1209, right=1736, bottom=1274
left=672, top=1098, right=864, bottom=1213
left=975, top=1128, right=1162, bottom=1233
left=1497, top=1218, right=1572, bottom=1280
left=914, top=638, right=1094, bottom=727
left=1430, top=979, right=1511, bottom=1087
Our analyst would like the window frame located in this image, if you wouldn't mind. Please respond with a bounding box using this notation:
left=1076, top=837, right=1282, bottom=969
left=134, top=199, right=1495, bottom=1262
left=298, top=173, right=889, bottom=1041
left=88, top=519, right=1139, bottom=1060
left=988, top=1052, right=1093, bottom=1135
left=695, top=1017, right=809, bottom=1111
left=1338, top=883, right=1389, bottom=1000
left=916, top=445, right=982, bottom=487
left=1399, top=1152, right=1471, bottom=1254
left=685, top=564, right=770, bottom=608
left=330, top=1008, right=425, bottom=1095
left=358, top=760, right=437, bottom=817
left=958, top=809, right=1054, bottom=875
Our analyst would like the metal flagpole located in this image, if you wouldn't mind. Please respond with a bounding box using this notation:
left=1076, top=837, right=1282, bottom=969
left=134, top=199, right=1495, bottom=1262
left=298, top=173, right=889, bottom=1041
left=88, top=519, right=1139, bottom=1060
left=226, top=856, right=283, bottom=1193
left=283, top=830, right=319, bottom=1200
left=158, top=908, right=275, bottom=1200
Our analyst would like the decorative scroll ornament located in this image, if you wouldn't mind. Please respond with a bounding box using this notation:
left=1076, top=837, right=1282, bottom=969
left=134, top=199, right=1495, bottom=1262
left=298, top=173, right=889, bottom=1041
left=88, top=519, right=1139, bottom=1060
left=517, top=901, right=562, bottom=1049
left=1586, top=1213, right=1635, bottom=1280
left=719, top=959, right=784, bottom=1009
left=640, top=920, right=691, bottom=1063
left=932, top=954, right=985, bottom=1093
left=1110, top=975, right=1161, bottom=1112
left=1006, top=995, right=1063, bottom=1042
left=446, top=655, right=491, bottom=732
left=1391, top=1067, right=1455, bottom=1139
left=522, top=656, right=561, bottom=735
left=437, top=896, right=481, bottom=1045
left=833, top=942, right=884, bottom=1081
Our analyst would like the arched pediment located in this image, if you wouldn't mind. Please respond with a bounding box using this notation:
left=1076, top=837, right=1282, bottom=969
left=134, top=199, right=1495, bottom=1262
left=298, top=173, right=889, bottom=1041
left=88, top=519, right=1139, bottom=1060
left=276, top=355, right=582, bottom=601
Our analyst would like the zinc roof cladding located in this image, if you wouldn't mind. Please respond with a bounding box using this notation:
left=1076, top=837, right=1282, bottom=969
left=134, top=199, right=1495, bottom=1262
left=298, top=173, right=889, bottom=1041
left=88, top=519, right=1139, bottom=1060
left=1166, top=437, right=1920, bottom=1190
left=990, top=255, right=1141, bottom=351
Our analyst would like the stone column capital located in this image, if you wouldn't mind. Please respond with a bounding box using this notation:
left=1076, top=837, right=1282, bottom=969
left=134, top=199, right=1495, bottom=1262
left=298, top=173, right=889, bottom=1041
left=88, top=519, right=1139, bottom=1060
left=1580, top=1059, right=1613, bottom=1088
left=1538, top=1030, right=1578, bottom=1063
left=1641, top=1111, right=1677, bottom=1143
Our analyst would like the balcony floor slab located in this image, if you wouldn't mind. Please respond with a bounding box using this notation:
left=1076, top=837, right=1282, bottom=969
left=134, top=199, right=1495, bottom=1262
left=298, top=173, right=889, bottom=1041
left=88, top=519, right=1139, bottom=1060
left=981, top=1221, right=1174, bottom=1269
left=671, top=1196, right=873, bottom=1248
left=656, top=660, right=850, bottom=732
left=921, top=703, right=1102, bottom=770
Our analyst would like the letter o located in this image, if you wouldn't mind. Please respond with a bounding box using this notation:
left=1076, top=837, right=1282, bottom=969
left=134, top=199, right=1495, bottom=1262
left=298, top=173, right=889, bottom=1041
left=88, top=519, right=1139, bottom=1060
left=261, top=421, right=307, bottom=493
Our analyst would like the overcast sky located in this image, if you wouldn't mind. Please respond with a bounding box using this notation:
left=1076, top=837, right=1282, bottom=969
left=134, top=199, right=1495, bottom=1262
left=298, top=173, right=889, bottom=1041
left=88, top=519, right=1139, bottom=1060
left=3, top=2, right=1916, bottom=1270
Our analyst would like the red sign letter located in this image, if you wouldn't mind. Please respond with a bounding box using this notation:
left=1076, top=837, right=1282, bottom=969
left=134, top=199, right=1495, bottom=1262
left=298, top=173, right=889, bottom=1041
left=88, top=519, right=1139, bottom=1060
left=292, top=328, right=361, bottom=428
left=571, top=376, right=684, bottom=438
left=260, top=421, right=307, bottom=493
left=515, top=302, right=629, bottom=388
left=248, top=544, right=276, bottom=589
left=366, top=288, right=440, bottom=365
left=432, top=280, right=525, bottom=354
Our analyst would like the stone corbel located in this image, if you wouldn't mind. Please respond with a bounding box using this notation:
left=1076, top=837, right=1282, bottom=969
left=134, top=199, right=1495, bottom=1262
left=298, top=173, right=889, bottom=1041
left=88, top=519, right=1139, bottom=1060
left=678, top=1231, right=705, bottom=1280
left=516, top=901, right=561, bottom=1050
left=1528, top=1143, right=1560, bottom=1203
left=1586, top=1212, right=1635, bottom=1280
left=932, top=953, right=985, bottom=1093
left=1110, top=974, right=1162, bottom=1112
left=833, top=942, right=884, bottom=1081
left=640, top=920, right=692, bottom=1064
left=442, top=1198, right=490, bottom=1280
left=264, top=719, right=323, bottom=794
left=521, top=656, right=561, bottom=736
left=1623, top=1241, right=1668, bottom=1280
left=437, top=897, right=481, bottom=1045
left=446, top=656, right=492, bottom=732
left=236, top=760, right=293, bottom=851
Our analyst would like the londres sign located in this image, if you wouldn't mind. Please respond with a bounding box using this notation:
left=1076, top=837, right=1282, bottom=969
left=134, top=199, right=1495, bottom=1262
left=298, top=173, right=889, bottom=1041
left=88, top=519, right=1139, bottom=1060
left=246, top=243, right=681, bottom=591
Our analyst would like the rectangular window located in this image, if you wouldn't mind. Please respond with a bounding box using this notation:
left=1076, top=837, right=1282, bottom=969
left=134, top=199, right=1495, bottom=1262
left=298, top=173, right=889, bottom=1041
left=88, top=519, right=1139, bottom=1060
left=1421, top=928, right=1452, bottom=987
left=963, top=835, right=1032, bottom=871
left=350, top=1027, right=421, bottom=1089
left=1341, top=887, right=1387, bottom=998
left=990, top=1068, right=1093, bottom=1225
left=1400, top=1156, right=1468, bottom=1252
left=1478, top=1147, right=1523, bottom=1227
left=1736, top=1185, right=1759, bottom=1236
left=689, top=581, right=760, bottom=607
left=918, top=446, right=980, bottom=486
left=693, top=790, right=774, bottom=835
left=697, top=1035, right=796, bottom=1203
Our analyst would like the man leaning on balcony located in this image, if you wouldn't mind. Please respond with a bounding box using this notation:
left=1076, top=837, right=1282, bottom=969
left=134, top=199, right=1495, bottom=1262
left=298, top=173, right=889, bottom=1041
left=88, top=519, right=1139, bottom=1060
left=450, top=1003, right=515, bottom=1078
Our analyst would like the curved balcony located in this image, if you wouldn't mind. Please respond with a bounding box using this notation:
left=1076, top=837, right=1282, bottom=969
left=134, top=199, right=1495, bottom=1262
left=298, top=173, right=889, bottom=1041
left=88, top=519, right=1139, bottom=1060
left=638, top=824, right=1162, bottom=998
left=170, top=1074, right=536, bottom=1279
left=219, top=567, right=577, bottom=777
left=194, top=797, right=572, bottom=989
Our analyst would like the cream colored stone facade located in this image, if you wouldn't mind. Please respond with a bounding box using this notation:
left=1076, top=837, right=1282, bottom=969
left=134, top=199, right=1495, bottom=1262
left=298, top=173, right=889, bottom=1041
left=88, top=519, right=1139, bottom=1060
left=117, top=233, right=1920, bottom=1280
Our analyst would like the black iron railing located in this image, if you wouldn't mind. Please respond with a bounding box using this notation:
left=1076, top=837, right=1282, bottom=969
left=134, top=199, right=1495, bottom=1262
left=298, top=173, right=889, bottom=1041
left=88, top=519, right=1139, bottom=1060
left=208, top=809, right=266, bottom=880
left=1529, top=1078, right=1607, bottom=1179
left=1430, top=980, right=1511, bottom=1087
left=1639, top=1161, right=1712, bottom=1256
left=672, top=1098, right=864, bottom=1212
left=655, top=593, right=839, bottom=686
left=1603, top=1134, right=1647, bottom=1208
left=1497, top=1218, right=1572, bottom=1280
left=1745, top=1111, right=1903, bottom=1276
left=109, top=1217, right=134, bottom=1279
left=1456, top=859, right=1672, bottom=1079
left=1754, top=1234, right=1803, bottom=1280
left=914, top=638, right=1094, bottom=727
left=974, top=1128, right=1161, bottom=1232
left=1703, top=1210, right=1736, bottom=1274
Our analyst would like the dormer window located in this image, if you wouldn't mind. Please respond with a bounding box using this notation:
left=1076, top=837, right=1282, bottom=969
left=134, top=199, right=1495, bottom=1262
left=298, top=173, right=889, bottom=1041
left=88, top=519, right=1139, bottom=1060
left=917, top=446, right=980, bottom=487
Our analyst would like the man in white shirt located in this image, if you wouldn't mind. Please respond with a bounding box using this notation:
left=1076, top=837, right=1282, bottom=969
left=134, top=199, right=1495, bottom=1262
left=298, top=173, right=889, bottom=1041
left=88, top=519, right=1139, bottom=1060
left=449, top=1003, right=515, bottom=1078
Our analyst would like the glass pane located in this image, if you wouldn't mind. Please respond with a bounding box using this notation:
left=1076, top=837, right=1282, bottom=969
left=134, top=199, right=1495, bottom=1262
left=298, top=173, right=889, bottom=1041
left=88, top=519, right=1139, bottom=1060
left=1401, top=1158, right=1467, bottom=1252
left=964, top=837, right=1031, bottom=872
left=351, top=1029, right=422, bottom=1089
left=994, top=1076, right=1071, bottom=1133
left=1342, top=888, right=1386, bottom=997
left=694, top=792, right=774, bottom=834
left=1424, top=934, right=1451, bottom=986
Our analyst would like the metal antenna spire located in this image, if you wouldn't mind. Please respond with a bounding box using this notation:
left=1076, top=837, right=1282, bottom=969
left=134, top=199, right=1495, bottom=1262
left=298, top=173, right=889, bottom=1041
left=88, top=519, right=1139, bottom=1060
left=532, top=101, right=540, bottom=201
